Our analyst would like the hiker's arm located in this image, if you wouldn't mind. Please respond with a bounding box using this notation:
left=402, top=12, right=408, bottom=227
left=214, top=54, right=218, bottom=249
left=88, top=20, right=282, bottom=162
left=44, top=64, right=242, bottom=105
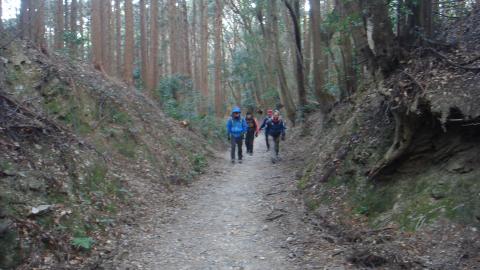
left=254, top=118, right=260, bottom=134
left=260, top=119, right=266, bottom=130
left=226, top=120, right=231, bottom=139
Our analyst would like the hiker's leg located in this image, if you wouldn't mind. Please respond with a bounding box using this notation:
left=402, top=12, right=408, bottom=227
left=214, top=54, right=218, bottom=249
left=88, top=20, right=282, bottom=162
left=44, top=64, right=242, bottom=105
left=237, top=137, right=243, bottom=160
left=270, top=136, right=278, bottom=158
left=274, top=136, right=280, bottom=156
left=245, top=132, right=253, bottom=153
left=265, top=133, right=270, bottom=150
left=251, top=134, right=255, bottom=153
left=230, top=137, right=236, bottom=161
left=248, top=131, right=255, bottom=152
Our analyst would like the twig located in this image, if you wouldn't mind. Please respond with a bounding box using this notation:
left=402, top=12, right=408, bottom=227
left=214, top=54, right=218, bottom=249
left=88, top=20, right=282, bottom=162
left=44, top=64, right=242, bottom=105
left=266, top=190, right=287, bottom=196
left=401, top=71, right=425, bottom=93
left=425, top=47, right=480, bottom=71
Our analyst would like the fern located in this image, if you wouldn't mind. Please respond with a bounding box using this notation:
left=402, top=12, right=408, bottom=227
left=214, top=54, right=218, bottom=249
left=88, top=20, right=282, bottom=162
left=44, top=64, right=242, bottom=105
left=71, top=237, right=95, bottom=250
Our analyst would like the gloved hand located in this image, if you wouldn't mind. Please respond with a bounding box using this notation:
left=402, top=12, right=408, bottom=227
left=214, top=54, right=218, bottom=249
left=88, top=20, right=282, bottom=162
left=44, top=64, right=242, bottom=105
left=227, top=135, right=231, bottom=141
left=281, top=135, right=285, bottom=141
left=255, top=132, right=259, bottom=137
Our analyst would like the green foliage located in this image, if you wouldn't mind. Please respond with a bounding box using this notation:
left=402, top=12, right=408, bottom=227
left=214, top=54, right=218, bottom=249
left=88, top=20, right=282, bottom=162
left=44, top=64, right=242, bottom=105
left=192, top=153, right=207, bottom=173
left=71, top=237, right=95, bottom=251
left=156, top=76, right=226, bottom=142
left=157, top=75, right=197, bottom=119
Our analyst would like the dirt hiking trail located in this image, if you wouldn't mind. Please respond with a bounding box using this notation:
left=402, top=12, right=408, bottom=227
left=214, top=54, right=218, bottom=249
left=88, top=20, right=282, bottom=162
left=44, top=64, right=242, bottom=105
left=102, top=137, right=329, bottom=270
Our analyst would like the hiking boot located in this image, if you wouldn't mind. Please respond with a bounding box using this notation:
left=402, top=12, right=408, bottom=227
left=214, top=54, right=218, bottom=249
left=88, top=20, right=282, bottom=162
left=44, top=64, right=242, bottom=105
left=249, top=152, right=253, bottom=156
left=238, top=159, right=243, bottom=164
left=271, top=157, right=276, bottom=164
left=231, top=159, right=235, bottom=164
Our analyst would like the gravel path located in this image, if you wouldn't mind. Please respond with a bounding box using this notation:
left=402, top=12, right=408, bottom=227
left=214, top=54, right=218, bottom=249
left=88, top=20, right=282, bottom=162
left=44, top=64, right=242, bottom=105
left=108, top=137, right=302, bottom=270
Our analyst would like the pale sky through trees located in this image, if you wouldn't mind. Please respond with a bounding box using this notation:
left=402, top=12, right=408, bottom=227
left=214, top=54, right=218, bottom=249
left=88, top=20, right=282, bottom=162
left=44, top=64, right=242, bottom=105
left=2, top=0, right=20, bottom=20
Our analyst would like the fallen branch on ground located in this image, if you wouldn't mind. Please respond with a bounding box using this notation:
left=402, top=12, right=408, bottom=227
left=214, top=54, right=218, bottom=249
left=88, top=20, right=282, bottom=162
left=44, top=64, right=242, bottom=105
left=425, top=47, right=480, bottom=71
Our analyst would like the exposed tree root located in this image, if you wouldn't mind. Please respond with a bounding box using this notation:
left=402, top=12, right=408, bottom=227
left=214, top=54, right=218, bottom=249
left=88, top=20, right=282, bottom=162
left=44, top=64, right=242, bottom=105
left=368, top=106, right=417, bottom=180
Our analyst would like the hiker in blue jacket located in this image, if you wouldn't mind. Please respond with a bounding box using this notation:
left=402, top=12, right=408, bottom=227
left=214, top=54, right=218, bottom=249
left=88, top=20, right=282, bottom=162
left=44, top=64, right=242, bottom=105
left=265, top=110, right=286, bottom=163
left=226, top=106, right=248, bottom=164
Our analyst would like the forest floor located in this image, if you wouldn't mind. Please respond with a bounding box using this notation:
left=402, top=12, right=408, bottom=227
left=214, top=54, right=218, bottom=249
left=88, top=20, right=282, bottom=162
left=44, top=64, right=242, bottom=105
left=99, top=136, right=346, bottom=270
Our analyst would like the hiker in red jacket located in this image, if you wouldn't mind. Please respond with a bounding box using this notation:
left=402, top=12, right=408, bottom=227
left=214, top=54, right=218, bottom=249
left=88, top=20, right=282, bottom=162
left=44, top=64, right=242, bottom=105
left=245, top=112, right=259, bottom=155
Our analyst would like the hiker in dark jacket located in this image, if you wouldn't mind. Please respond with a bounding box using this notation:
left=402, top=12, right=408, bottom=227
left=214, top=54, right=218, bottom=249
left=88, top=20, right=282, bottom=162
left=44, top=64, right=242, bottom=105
left=265, top=111, right=286, bottom=163
left=260, top=109, right=273, bottom=151
left=245, top=112, right=259, bottom=155
left=226, top=106, right=248, bottom=164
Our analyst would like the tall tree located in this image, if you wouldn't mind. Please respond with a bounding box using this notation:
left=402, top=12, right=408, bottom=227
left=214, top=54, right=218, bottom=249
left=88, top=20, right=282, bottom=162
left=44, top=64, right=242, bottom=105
left=54, top=0, right=64, bottom=50
left=0, top=0, right=2, bottom=31
left=284, top=0, right=307, bottom=119
left=79, top=0, right=84, bottom=58
left=102, top=0, right=113, bottom=74
left=214, top=0, right=224, bottom=117
left=124, top=0, right=134, bottom=85
left=91, top=0, right=106, bottom=72
left=199, top=0, right=209, bottom=114
left=168, top=0, right=179, bottom=75
left=70, top=0, right=78, bottom=57
left=310, top=0, right=334, bottom=113
left=115, top=0, right=122, bottom=76
left=180, top=0, right=192, bottom=77
left=140, top=0, right=149, bottom=86
left=270, top=0, right=297, bottom=124
left=20, top=0, right=31, bottom=40
left=148, top=0, right=160, bottom=92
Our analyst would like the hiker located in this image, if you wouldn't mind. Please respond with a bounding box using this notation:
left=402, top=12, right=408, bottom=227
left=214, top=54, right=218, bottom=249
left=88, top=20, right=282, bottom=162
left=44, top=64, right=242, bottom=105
left=265, top=111, right=286, bottom=163
left=226, top=106, right=248, bottom=164
left=245, top=112, right=259, bottom=155
left=260, top=109, right=273, bottom=151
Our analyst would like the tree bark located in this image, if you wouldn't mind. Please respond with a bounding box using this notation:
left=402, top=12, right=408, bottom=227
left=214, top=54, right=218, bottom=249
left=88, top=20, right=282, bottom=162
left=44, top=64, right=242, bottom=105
left=366, top=0, right=399, bottom=74
left=149, top=0, right=159, bottom=93
left=284, top=0, right=307, bottom=119
left=199, top=0, right=209, bottom=115
left=214, top=0, right=224, bottom=117
left=140, top=0, right=149, bottom=87
left=54, top=0, right=64, bottom=50
left=115, top=0, right=122, bottom=76
left=339, top=32, right=356, bottom=99
left=102, top=0, right=113, bottom=74
left=69, top=0, right=78, bottom=57
left=79, top=0, right=84, bottom=59
left=64, top=0, right=69, bottom=33
left=20, top=0, right=32, bottom=40
left=168, top=0, right=178, bottom=75
left=180, top=0, right=192, bottom=77
left=336, top=0, right=376, bottom=75
left=310, top=0, right=334, bottom=113
left=303, top=1, right=311, bottom=87
left=0, top=0, right=2, bottom=31
left=270, top=0, right=296, bottom=124
left=124, top=0, right=134, bottom=85
left=91, top=0, right=105, bottom=72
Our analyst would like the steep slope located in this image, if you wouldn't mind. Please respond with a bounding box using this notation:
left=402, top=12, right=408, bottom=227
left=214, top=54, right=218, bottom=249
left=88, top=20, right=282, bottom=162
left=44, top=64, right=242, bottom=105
left=0, top=40, right=212, bottom=269
left=288, top=7, right=480, bottom=269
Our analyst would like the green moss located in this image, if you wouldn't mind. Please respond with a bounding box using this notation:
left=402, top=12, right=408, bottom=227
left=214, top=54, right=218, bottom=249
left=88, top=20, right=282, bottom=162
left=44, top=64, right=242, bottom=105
left=45, top=99, right=62, bottom=114
left=353, top=184, right=396, bottom=219
left=192, top=153, right=207, bottom=173
left=297, top=162, right=316, bottom=190
left=0, top=229, right=22, bottom=269
left=113, top=135, right=137, bottom=158
left=110, top=108, right=132, bottom=125
left=305, top=198, right=320, bottom=211
left=395, top=197, right=446, bottom=231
